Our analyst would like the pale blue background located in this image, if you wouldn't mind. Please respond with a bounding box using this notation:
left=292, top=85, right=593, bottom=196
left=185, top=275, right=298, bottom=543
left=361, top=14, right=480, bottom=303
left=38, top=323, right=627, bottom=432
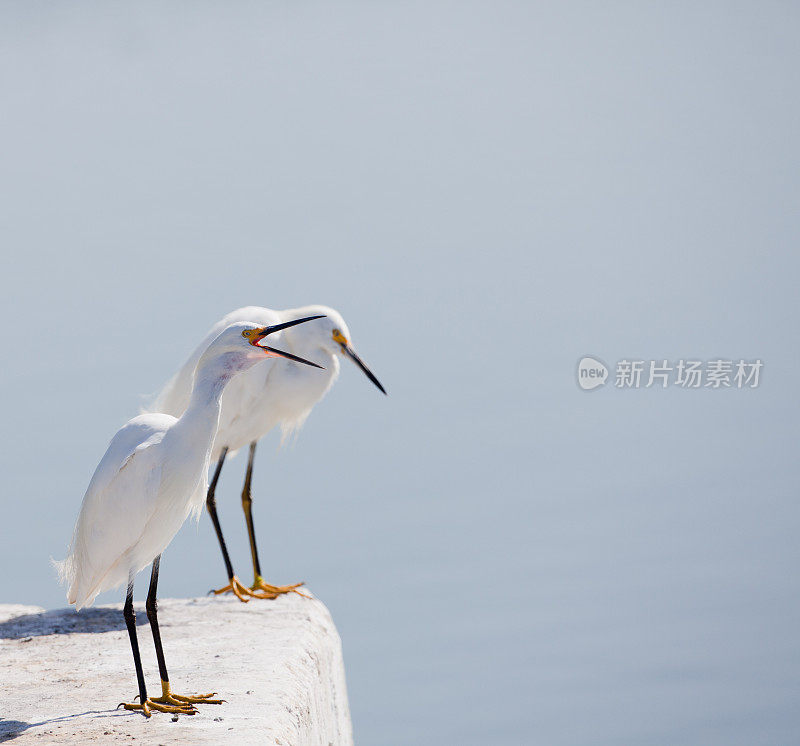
left=1, top=2, right=798, bottom=744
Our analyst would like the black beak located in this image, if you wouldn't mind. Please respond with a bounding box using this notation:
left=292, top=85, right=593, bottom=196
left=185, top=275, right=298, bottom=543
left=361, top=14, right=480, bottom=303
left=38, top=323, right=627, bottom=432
left=262, top=314, right=327, bottom=336
left=253, top=315, right=326, bottom=369
left=261, top=346, right=326, bottom=369
left=343, top=345, right=387, bottom=395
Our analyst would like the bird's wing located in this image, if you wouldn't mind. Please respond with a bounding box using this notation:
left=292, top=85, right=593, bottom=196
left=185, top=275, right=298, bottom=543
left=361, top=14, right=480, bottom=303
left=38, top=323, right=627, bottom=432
left=82, top=413, right=174, bottom=499
left=144, top=306, right=282, bottom=417
left=59, top=413, right=176, bottom=608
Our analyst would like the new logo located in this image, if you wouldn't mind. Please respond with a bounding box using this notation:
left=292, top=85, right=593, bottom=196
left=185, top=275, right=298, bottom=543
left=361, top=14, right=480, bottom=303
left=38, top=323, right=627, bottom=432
left=577, top=356, right=608, bottom=390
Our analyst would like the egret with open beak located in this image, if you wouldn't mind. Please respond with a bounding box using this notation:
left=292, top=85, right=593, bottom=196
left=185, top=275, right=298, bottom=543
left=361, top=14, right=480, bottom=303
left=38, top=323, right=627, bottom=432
left=57, top=319, right=326, bottom=716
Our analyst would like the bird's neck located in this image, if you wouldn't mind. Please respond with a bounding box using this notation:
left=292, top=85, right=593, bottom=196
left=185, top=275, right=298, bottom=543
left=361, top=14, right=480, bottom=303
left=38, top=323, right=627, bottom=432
left=170, top=363, right=230, bottom=451
left=282, top=327, right=336, bottom=368
left=191, top=365, right=231, bottom=406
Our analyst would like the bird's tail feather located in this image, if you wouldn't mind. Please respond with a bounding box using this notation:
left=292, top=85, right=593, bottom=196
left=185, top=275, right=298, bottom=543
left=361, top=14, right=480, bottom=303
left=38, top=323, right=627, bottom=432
left=54, top=523, right=105, bottom=609
left=52, top=555, right=77, bottom=604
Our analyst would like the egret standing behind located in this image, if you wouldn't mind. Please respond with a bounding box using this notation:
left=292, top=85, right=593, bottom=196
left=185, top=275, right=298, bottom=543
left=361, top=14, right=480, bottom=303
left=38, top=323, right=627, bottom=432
left=57, top=318, right=324, bottom=716
left=147, top=305, right=386, bottom=601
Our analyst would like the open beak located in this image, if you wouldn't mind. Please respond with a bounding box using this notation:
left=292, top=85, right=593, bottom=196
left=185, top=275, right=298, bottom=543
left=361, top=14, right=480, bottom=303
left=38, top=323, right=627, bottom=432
left=342, top=344, right=387, bottom=394
left=249, top=315, right=326, bottom=369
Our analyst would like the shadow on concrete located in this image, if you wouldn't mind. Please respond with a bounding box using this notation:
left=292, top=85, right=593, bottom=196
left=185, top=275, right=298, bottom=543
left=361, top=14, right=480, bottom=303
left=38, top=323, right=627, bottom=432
left=0, top=720, right=30, bottom=743
left=0, top=710, right=130, bottom=741
left=0, top=607, right=147, bottom=640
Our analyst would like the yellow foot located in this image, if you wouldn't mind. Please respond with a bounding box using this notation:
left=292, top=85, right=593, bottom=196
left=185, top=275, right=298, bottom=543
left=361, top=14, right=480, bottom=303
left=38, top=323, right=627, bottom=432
left=119, top=698, right=197, bottom=717
left=211, top=575, right=254, bottom=602
left=251, top=575, right=309, bottom=599
left=152, top=680, right=224, bottom=707
left=211, top=575, right=305, bottom=602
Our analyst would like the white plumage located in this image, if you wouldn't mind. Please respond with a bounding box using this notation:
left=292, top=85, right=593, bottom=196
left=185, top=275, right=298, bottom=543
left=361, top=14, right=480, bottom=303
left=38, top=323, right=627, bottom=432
left=58, top=321, right=312, bottom=609
left=147, top=305, right=377, bottom=457
left=59, top=412, right=187, bottom=609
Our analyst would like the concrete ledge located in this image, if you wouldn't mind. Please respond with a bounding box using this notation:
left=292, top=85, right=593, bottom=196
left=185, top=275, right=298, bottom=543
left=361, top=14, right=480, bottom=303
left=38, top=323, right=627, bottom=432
left=0, top=592, right=353, bottom=745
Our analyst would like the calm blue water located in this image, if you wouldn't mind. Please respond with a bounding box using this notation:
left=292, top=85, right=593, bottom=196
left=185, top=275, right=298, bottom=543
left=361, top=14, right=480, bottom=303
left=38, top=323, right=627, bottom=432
left=1, top=3, right=799, bottom=744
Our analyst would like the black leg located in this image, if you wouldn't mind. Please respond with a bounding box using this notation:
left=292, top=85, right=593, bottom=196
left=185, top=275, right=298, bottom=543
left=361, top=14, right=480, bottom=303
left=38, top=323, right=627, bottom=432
left=241, top=441, right=264, bottom=582
left=146, top=555, right=169, bottom=687
left=206, top=447, right=236, bottom=580
left=142, top=556, right=214, bottom=711
left=240, top=441, right=305, bottom=598
left=123, top=573, right=148, bottom=705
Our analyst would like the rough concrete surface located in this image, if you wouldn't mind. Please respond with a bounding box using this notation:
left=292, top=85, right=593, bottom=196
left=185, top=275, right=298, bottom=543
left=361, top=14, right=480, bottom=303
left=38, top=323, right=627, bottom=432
left=0, top=592, right=353, bottom=745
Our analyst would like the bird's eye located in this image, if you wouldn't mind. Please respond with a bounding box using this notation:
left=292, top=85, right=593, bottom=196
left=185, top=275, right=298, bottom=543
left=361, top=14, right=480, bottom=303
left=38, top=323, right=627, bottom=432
left=242, top=330, right=250, bottom=339
left=332, top=329, right=340, bottom=336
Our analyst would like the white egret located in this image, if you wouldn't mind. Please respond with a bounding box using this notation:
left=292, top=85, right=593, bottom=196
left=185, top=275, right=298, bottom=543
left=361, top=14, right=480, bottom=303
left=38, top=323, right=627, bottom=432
left=57, top=317, right=324, bottom=717
left=147, top=305, right=385, bottom=601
